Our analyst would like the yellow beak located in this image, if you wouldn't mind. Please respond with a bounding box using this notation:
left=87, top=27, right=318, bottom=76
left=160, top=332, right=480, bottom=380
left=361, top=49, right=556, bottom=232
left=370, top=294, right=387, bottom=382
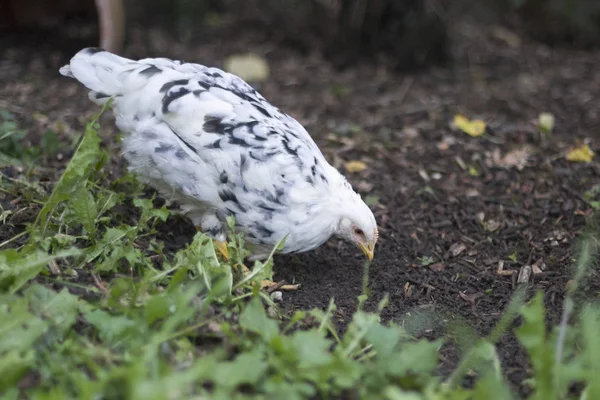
left=214, top=240, right=229, bottom=260
left=359, top=242, right=375, bottom=261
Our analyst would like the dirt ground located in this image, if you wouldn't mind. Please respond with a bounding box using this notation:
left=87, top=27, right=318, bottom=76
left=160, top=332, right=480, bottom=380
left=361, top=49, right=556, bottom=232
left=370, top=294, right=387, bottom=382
left=1, top=9, right=600, bottom=396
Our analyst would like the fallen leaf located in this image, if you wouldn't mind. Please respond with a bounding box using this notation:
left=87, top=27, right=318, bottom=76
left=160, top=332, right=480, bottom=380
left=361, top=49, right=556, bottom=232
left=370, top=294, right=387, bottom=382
left=476, top=212, right=485, bottom=224
left=32, top=111, right=48, bottom=123
left=452, top=114, right=486, bottom=137
left=532, top=258, right=546, bottom=273
left=486, top=220, right=501, bottom=232
left=402, top=126, right=419, bottom=139
left=356, top=181, right=374, bottom=193
left=493, top=147, right=532, bottom=171
left=459, top=291, right=484, bottom=304
left=404, top=282, right=413, bottom=298
left=429, top=262, right=446, bottom=272
left=492, top=26, right=521, bottom=47
left=418, top=255, right=435, bottom=267
left=465, top=189, right=480, bottom=197
left=207, top=321, right=223, bottom=333
left=538, top=112, right=555, bottom=134
left=448, top=242, right=467, bottom=257
left=344, top=160, right=367, bottom=173
left=364, top=195, right=379, bottom=206
left=566, top=143, right=594, bottom=163
left=224, top=53, right=270, bottom=82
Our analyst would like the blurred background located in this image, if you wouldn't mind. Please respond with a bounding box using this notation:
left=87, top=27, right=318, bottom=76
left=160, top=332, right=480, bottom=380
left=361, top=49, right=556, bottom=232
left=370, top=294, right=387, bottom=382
left=1, top=0, right=599, bottom=70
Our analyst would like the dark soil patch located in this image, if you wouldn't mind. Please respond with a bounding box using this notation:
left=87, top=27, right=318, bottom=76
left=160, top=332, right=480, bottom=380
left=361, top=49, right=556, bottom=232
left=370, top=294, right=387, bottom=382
left=1, top=7, right=600, bottom=397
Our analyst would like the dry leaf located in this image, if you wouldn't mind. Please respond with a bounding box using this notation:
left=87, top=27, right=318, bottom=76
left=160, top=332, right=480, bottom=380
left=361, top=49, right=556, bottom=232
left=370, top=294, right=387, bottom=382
left=224, top=53, right=270, bottom=82
left=458, top=291, right=483, bottom=304
left=492, top=147, right=532, bottom=170
left=429, top=262, right=446, bottom=272
left=344, top=160, right=367, bottom=173
left=532, top=258, right=546, bottom=274
left=402, top=126, right=419, bottom=139
left=438, top=136, right=457, bottom=151
left=465, top=189, right=480, bottom=197
left=449, top=242, right=467, bottom=257
left=356, top=181, right=374, bottom=193
left=404, top=282, right=413, bottom=298
left=437, top=141, right=450, bottom=151
left=566, top=143, right=594, bottom=163
left=207, top=321, right=223, bottom=333
left=575, top=209, right=593, bottom=216
left=486, top=220, right=501, bottom=232
left=453, top=114, right=486, bottom=137
left=492, top=26, right=521, bottom=48
left=476, top=212, right=485, bottom=224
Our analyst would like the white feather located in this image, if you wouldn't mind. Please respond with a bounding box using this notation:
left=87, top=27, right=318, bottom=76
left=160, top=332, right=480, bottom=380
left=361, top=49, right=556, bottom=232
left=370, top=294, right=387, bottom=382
left=60, top=48, right=378, bottom=256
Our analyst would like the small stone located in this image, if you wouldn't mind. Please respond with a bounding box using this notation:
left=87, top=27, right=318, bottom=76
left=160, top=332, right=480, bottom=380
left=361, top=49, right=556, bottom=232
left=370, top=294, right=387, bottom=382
left=270, top=291, right=283, bottom=302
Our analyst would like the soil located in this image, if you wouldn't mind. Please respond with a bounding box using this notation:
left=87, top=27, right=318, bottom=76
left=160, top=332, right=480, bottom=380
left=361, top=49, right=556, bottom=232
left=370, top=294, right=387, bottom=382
left=2, top=7, right=600, bottom=397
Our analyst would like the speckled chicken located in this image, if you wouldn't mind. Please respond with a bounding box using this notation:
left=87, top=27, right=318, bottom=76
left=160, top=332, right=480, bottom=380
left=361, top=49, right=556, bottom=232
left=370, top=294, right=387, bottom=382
left=60, top=48, right=378, bottom=264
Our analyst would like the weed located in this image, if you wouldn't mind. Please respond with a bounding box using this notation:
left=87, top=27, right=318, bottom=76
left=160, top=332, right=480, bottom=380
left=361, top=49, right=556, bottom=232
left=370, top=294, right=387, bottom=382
left=1, top=111, right=600, bottom=399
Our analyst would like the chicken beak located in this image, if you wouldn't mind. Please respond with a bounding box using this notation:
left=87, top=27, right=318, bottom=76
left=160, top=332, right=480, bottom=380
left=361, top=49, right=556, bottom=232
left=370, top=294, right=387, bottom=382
left=214, top=240, right=229, bottom=260
left=359, top=242, right=375, bottom=261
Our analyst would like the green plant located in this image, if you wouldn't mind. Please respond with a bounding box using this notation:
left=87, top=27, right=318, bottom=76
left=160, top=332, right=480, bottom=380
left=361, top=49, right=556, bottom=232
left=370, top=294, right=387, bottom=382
left=1, top=110, right=600, bottom=399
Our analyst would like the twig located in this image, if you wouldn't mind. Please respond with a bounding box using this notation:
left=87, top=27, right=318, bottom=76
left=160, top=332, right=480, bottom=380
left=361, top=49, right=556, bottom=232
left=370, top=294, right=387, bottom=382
left=406, top=278, right=436, bottom=291
left=91, top=273, right=110, bottom=297
left=264, top=280, right=287, bottom=293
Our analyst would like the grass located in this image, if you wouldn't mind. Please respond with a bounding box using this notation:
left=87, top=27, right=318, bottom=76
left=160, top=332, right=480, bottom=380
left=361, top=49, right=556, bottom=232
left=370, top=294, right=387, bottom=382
left=1, top=108, right=600, bottom=399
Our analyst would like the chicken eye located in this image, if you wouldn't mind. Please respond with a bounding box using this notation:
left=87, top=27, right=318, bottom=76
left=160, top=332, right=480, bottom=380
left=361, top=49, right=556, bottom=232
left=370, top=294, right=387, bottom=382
left=354, top=228, right=364, bottom=236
